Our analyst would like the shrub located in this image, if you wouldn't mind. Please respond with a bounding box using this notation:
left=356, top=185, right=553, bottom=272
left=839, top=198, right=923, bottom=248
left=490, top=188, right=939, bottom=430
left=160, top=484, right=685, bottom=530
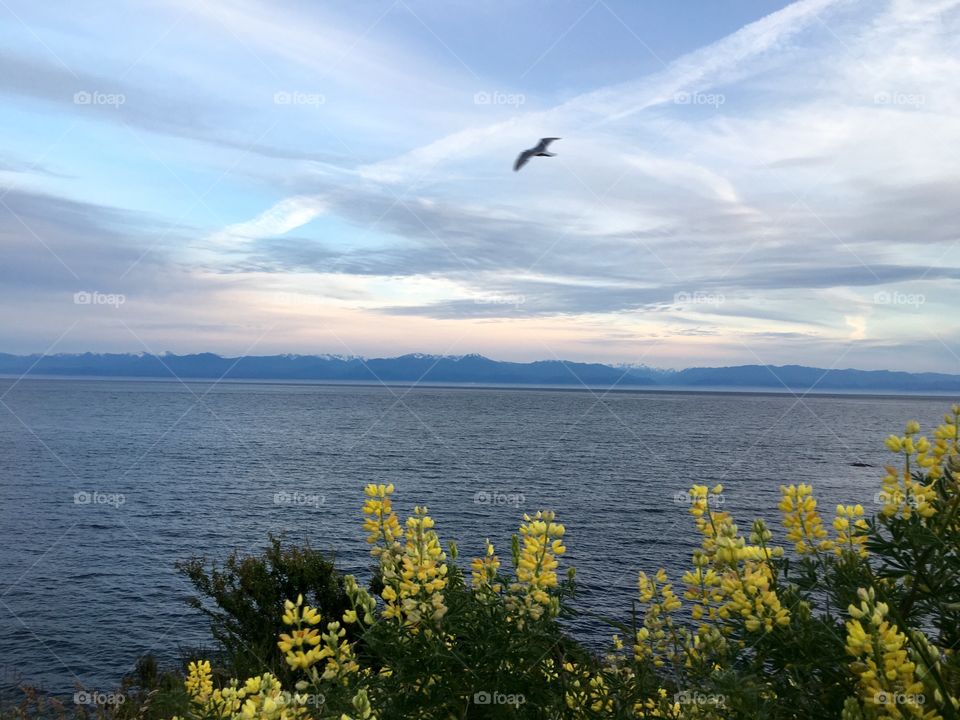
left=176, top=535, right=351, bottom=686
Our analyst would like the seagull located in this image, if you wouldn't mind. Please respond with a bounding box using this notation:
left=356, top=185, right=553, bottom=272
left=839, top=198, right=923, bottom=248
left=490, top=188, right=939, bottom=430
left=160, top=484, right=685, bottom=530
left=513, top=137, right=560, bottom=172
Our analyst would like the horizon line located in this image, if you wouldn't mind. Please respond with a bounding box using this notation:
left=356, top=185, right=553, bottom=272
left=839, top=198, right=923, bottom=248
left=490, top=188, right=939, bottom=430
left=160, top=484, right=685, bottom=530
left=1, top=349, right=959, bottom=379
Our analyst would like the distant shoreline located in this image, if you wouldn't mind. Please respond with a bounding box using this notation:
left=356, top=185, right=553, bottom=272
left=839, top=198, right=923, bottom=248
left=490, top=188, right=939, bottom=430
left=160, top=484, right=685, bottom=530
left=2, top=353, right=960, bottom=395
left=2, top=373, right=957, bottom=400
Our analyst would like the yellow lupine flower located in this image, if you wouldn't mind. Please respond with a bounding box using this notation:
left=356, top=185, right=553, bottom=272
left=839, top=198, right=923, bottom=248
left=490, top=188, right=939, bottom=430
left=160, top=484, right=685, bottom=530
left=277, top=595, right=325, bottom=671
left=362, top=483, right=403, bottom=551
left=833, top=504, right=869, bottom=558
left=386, top=506, right=449, bottom=631
left=563, top=663, right=613, bottom=715
left=470, top=539, right=502, bottom=594
left=633, top=627, right=652, bottom=662
left=185, top=659, right=213, bottom=701
left=232, top=673, right=307, bottom=720
left=720, top=562, right=790, bottom=633
left=316, top=621, right=360, bottom=684
left=779, top=484, right=834, bottom=555
left=635, top=569, right=684, bottom=667
left=880, top=420, right=941, bottom=520
left=845, top=588, right=941, bottom=720
left=687, top=484, right=738, bottom=562
left=638, top=570, right=681, bottom=612
left=935, top=406, right=960, bottom=458
left=680, top=485, right=790, bottom=635
left=506, top=510, right=566, bottom=628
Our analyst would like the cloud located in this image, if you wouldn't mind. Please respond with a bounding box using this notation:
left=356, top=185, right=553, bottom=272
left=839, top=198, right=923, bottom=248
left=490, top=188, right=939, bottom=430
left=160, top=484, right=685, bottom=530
left=622, top=153, right=743, bottom=205
left=0, top=189, right=164, bottom=286
left=0, top=154, right=69, bottom=178
left=160, top=0, right=466, bottom=99
left=207, top=195, right=327, bottom=247
left=356, top=0, right=849, bottom=184
left=845, top=314, right=868, bottom=340
left=0, top=51, right=352, bottom=165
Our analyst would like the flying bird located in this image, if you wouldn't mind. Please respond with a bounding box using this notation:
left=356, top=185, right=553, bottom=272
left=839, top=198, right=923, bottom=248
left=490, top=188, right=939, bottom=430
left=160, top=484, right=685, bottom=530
left=513, top=137, right=560, bottom=172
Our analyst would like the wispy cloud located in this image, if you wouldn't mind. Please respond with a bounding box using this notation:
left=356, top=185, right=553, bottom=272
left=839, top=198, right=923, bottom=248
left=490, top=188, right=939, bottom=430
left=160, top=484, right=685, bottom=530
left=207, top=195, right=327, bottom=247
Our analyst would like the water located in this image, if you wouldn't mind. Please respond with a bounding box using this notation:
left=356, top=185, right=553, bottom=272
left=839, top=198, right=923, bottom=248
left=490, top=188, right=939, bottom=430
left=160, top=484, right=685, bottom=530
left=0, top=378, right=953, bottom=696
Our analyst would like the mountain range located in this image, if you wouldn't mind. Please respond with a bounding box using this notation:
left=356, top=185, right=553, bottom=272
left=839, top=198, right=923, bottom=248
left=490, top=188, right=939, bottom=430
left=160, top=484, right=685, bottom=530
left=1, top=352, right=959, bottom=393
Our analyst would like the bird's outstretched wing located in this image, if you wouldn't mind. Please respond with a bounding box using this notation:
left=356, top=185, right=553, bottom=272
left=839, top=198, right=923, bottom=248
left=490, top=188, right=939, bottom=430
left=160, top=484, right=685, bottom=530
left=535, top=137, right=560, bottom=152
left=513, top=149, right=535, bottom=172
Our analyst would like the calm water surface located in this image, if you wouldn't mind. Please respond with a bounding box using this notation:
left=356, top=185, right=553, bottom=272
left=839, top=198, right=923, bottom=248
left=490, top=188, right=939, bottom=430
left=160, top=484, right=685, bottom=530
left=0, top=379, right=953, bottom=696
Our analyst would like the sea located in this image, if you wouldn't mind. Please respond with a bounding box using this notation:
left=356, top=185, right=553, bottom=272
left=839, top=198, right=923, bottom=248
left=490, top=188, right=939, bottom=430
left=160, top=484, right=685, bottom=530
left=0, top=377, right=955, bottom=697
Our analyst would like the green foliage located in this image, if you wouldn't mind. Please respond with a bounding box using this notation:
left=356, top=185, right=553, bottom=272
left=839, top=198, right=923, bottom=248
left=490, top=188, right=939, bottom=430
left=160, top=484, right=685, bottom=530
left=353, top=563, right=585, bottom=718
left=176, top=535, right=351, bottom=685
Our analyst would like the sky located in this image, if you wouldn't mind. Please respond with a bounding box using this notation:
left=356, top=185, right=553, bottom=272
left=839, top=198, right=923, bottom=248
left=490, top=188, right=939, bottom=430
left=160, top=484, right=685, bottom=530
left=1, top=0, right=959, bottom=372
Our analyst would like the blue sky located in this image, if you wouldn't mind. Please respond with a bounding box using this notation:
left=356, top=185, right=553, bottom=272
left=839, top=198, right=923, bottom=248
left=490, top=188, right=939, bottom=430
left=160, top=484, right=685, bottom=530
left=1, top=0, right=959, bottom=372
